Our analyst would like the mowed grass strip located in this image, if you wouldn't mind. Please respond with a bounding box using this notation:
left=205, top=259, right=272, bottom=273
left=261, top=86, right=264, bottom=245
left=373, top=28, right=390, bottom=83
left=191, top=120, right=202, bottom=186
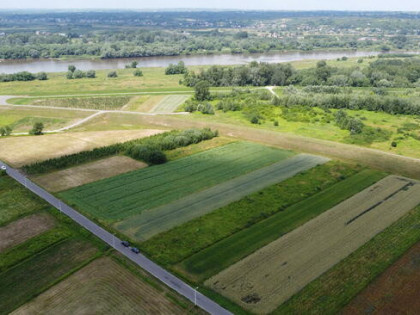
left=178, top=169, right=386, bottom=282
left=274, top=204, right=420, bottom=315
left=0, top=175, right=47, bottom=225
left=141, top=162, right=362, bottom=265
left=150, top=95, right=190, bottom=113
left=0, top=239, right=98, bottom=315
left=61, top=142, right=293, bottom=222
left=117, top=154, right=329, bottom=242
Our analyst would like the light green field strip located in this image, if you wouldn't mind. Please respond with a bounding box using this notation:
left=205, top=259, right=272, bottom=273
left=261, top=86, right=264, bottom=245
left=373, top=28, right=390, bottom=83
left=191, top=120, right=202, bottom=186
left=116, top=154, right=329, bottom=241
left=60, top=142, right=293, bottom=222
left=150, top=95, right=190, bottom=113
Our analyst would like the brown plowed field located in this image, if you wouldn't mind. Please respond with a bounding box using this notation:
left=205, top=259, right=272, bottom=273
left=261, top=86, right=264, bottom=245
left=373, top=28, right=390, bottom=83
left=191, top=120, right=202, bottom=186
left=0, top=213, right=55, bottom=252
left=207, top=176, right=420, bottom=314
left=33, top=156, right=147, bottom=192
left=12, top=257, right=185, bottom=315
left=342, top=241, right=420, bottom=315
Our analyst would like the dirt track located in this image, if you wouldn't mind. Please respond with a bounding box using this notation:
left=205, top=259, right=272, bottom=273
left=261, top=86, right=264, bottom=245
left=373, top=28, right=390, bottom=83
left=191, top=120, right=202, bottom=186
left=206, top=176, right=420, bottom=314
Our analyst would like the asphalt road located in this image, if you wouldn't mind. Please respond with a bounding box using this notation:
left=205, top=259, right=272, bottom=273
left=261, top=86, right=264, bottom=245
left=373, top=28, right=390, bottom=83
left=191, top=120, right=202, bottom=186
left=0, top=161, right=232, bottom=315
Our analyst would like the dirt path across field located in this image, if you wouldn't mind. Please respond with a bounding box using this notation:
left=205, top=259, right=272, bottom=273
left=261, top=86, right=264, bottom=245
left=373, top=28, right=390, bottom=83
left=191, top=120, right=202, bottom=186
left=206, top=175, right=420, bottom=314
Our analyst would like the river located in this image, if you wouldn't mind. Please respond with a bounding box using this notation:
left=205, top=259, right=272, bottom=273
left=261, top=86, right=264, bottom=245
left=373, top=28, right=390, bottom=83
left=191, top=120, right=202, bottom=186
left=0, top=50, right=410, bottom=74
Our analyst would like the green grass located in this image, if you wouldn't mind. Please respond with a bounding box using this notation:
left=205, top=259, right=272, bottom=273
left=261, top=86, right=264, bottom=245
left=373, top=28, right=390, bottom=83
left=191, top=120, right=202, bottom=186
left=177, top=169, right=386, bottom=282
left=0, top=239, right=99, bottom=315
left=150, top=95, right=190, bottom=113
left=10, top=95, right=132, bottom=110
left=116, top=154, right=327, bottom=242
left=0, top=174, right=47, bottom=225
left=0, top=228, right=72, bottom=273
left=140, top=162, right=361, bottom=266
left=274, top=205, right=420, bottom=315
left=60, top=142, right=293, bottom=223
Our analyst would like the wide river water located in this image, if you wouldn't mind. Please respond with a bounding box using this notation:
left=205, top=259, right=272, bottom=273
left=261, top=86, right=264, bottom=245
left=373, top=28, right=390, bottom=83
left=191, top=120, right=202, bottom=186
left=0, top=50, right=413, bottom=74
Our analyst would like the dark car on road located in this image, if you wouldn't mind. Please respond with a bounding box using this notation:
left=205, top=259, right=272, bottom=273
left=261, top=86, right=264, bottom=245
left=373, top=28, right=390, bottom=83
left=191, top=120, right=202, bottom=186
left=131, top=247, right=140, bottom=254
left=121, top=240, right=130, bottom=247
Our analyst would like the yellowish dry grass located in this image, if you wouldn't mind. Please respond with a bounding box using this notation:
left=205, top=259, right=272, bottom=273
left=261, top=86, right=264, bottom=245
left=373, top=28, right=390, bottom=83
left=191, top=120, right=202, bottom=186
left=0, top=129, right=164, bottom=167
left=33, top=156, right=147, bottom=192
left=12, top=257, right=186, bottom=315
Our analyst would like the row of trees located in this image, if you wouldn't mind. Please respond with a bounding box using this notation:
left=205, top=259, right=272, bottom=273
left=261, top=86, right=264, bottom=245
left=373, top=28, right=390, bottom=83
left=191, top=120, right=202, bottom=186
left=0, top=71, right=47, bottom=82
left=23, top=128, right=218, bottom=174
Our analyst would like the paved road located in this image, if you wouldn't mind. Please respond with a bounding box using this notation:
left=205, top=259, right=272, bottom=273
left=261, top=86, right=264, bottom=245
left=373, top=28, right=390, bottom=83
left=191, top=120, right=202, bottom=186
left=0, top=161, right=231, bottom=315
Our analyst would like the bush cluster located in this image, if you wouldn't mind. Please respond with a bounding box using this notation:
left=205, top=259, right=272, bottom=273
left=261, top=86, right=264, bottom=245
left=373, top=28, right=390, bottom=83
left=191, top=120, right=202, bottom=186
left=0, top=71, right=48, bottom=82
left=165, top=61, right=188, bottom=75
left=67, top=65, right=95, bottom=79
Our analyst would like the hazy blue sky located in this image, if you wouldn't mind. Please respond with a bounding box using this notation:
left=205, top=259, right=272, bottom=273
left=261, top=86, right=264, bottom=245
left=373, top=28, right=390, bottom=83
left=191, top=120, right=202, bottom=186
left=2, top=0, right=419, bottom=11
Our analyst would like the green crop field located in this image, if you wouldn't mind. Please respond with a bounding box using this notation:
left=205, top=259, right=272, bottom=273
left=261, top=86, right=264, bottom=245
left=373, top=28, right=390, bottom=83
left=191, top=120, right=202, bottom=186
left=10, top=95, right=132, bottom=110
left=61, top=142, right=293, bottom=223
left=117, top=154, right=328, bottom=241
left=140, top=162, right=362, bottom=265
left=177, top=169, right=386, bottom=281
left=0, top=239, right=98, bottom=315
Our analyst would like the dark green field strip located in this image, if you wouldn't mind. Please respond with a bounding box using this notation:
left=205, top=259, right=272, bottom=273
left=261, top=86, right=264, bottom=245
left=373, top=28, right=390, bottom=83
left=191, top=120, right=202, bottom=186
left=0, top=228, right=72, bottom=273
left=178, top=169, right=386, bottom=282
left=0, top=175, right=47, bottom=225
left=61, top=142, right=293, bottom=221
left=141, top=162, right=361, bottom=266
left=274, top=205, right=420, bottom=315
left=0, top=239, right=99, bottom=315
left=117, top=154, right=329, bottom=241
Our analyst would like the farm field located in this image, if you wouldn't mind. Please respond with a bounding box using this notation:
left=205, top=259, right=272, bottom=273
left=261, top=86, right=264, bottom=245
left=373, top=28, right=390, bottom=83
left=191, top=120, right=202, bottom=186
left=342, top=240, right=420, bottom=315
left=208, top=175, right=420, bottom=314
left=0, top=129, right=164, bottom=166
left=33, top=156, right=147, bottom=192
left=177, top=169, right=386, bottom=282
left=0, top=239, right=99, bottom=315
left=0, top=213, right=55, bottom=252
left=141, top=161, right=365, bottom=266
left=117, top=154, right=329, bottom=241
left=60, top=141, right=294, bottom=222
left=12, top=257, right=186, bottom=315
left=150, top=94, right=190, bottom=113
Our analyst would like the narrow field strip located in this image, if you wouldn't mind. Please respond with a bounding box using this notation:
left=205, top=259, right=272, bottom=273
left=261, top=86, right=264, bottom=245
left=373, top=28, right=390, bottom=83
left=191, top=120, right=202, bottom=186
left=117, top=154, right=329, bottom=241
left=207, top=175, right=420, bottom=314
left=150, top=95, right=190, bottom=113
left=0, top=213, right=55, bottom=252
left=179, top=169, right=386, bottom=282
left=0, top=239, right=98, bottom=315
left=11, top=257, right=185, bottom=315
left=61, top=142, right=293, bottom=221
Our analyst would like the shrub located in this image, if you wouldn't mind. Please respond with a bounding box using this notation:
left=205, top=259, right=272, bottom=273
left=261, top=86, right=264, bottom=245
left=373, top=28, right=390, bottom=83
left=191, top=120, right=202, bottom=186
left=86, top=70, right=96, bottom=78
left=73, top=70, right=85, bottom=79
left=128, top=145, right=167, bottom=164
left=107, top=71, right=118, bottom=78
left=37, top=72, right=48, bottom=80
left=133, top=69, right=143, bottom=77
left=29, top=122, right=44, bottom=135
left=391, top=141, right=398, bottom=147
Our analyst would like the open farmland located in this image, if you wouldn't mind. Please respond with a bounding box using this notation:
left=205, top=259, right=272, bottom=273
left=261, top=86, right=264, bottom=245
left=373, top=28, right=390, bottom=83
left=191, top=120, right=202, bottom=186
left=150, top=95, right=190, bottom=113
left=12, top=257, right=186, bottom=315
left=61, top=142, right=294, bottom=222
left=34, top=156, right=147, bottom=192
left=117, top=154, right=328, bottom=241
left=0, top=129, right=164, bottom=166
left=0, top=213, right=55, bottom=252
left=0, top=240, right=98, bottom=314
left=11, top=95, right=132, bottom=110
left=179, top=169, right=385, bottom=282
left=343, top=240, right=420, bottom=315
left=208, top=175, right=420, bottom=314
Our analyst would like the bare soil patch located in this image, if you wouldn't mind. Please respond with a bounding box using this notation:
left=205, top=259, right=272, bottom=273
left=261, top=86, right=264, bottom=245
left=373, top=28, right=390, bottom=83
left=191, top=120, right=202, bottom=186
left=342, top=241, right=420, bottom=315
left=207, top=176, right=420, bottom=314
left=0, top=129, right=164, bottom=167
left=34, top=156, right=147, bottom=192
left=0, top=213, right=55, bottom=252
left=12, top=257, right=185, bottom=315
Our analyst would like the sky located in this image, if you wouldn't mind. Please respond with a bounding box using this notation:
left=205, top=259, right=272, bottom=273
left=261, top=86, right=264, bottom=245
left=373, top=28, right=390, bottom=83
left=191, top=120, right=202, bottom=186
left=1, top=0, right=419, bottom=11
